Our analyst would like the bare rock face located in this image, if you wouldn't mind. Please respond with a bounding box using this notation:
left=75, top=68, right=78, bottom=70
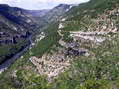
left=66, top=47, right=87, bottom=56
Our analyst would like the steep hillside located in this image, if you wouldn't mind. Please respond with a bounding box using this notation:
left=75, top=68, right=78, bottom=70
left=61, top=0, right=119, bottom=32
left=43, top=4, right=72, bottom=23
left=0, top=4, right=38, bottom=64
left=0, top=0, right=119, bottom=89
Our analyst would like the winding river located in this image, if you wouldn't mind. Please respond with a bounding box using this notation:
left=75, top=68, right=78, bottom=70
left=0, top=35, right=32, bottom=74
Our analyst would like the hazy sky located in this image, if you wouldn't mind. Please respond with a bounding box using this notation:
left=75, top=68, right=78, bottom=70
left=0, top=0, right=89, bottom=10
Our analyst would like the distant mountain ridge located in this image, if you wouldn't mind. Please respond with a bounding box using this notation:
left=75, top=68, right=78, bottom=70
left=42, top=4, right=73, bottom=23
left=26, top=9, right=50, bottom=17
